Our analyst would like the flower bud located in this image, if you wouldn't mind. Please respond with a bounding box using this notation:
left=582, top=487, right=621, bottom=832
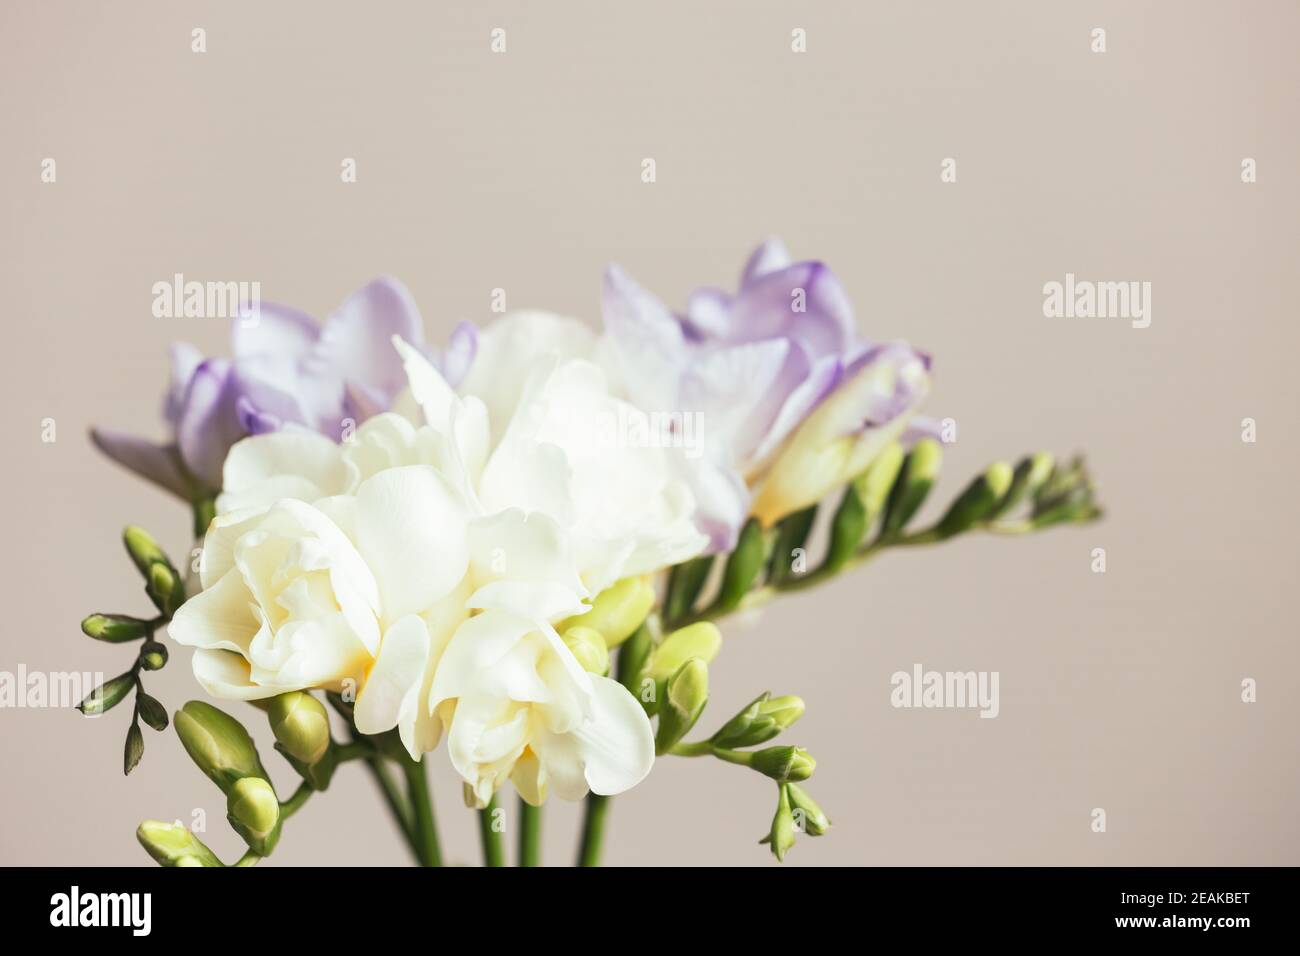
left=852, top=441, right=906, bottom=518
left=935, top=460, right=1014, bottom=537
left=825, top=485, right=867, bottom=572
left=988, top=452, right=1054, bottom=521
left=136, top=821, right=222, bottom=868
left=760, top=785, right=797, bottom=862
left=560, top=577, right=654, bottom=648
left=81, top=613, right=151, bottom=643
left=561, top=626, right=610, bottom=676
left=76, top=672, right=135, bottom=716
left=123, top=525, right=168, bottom=576
left=711, top=693, right=805, bottom=749
left=664, top=555, right=713, bottom=625
left=750, top=745, right=816, bottom=782
left=227, top=776, right=281, bottom=855
left=146, top=562, right=184, bottom=617
left=655, top=658, right=709, bottom=754
left=649, top=622, right=722, bottom=681
left=714, top=518, right=766, bottom=614
left=786, top=783, right=831, bottom=836
left=140, top=640, right=168, bottom=671
left=268, top=692, right=331, bottom=766
left=174, top=700, right=267, bottom=793
left=882, top=438, right=942, bottom=536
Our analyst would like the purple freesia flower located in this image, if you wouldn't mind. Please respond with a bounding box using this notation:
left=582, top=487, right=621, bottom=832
left=92, top=277, right=476, bottom=500
left=601, top=239, right=932, bottom=550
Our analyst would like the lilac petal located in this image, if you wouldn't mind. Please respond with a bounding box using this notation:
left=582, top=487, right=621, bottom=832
left=680, top=457, right=751, bottom=554
left=90, top=427, right=193, bottom=499
left=341, top=380, right=387, bottom=429
left=750, top=353, right=844, bottom=466
left=176, top=359, right=247, bottom=491
left=164, top=342, right=204, bottom=427
left=601, top=264, right=688, bottom=413
left=739, top=237, right=792, bottom=289
left=678, top=338, right=800, bottom=466
left=729, top=262, right=856, bottom=359
left=308, top=277, right=425, bottom=404
left=231, top=302, right=320, bottom=361
left=682, top=287, right=734, bottom=341
left=440, top=321, right=478, bottom=387
left=901, top=415, right=944, bottom=445
left=235, top=396, right=282, bottom=436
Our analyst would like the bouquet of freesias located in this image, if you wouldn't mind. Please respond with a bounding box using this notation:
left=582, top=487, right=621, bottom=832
left=79, top=240, right=1101, bottom=866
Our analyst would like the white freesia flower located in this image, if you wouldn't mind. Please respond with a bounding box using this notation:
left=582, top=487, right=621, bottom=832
left=174, top=318, right=705, bottom=803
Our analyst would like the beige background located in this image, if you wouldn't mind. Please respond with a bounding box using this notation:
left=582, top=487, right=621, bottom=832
left=2, top=0, right=1297, bottom=866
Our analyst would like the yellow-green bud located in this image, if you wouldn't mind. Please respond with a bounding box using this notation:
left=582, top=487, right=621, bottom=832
left=751, top=745, right=816, bottom=782
left=852, top=441, right=906, bottom=517
left=936, top=460, right=1014, bottom=537
left=991, top=451, right=1055, bottom=520
left=136, top=821, right=222, bottom=867
left=81, top=613, right=151, bottom=643
left=649, top=622, right=722, bottom=681
left=655, top=658, right=709, bottom=754
left=76, top=672, right=135, bottom=716
left=561, top=626, right=610, bottom=676
left=146, top=562, right=183, bottom=617
left=786, top=783, right=831, bottom=836
left=882, top=438, right=943, bottom=535
left=268, top=692, right=331, bottom=766
left=760, top=785, right=797, bottom=862
left=123, top=525, right=168, bottom=576
left=140, top=640, right=168, bottom=671
left=560, top=577, right=654, bottom=648
left=174, top=700, right=266, bottom=793
left=227, top=776, right=280, bottom=855
left=711, top=692, right=805, bottom=749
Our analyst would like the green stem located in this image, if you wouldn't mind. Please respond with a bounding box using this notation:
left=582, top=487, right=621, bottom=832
left=279, top=782, right=312, bottom=821
left=402, top=759, right=442, bottom=867
left=334, top=741, right=369, bottom=762
left=518, top=797, right=541, bottom=867
left=232, top=849, right=261, bottom=867
left=364, top=757, right=417, bottom=851
left=669, top=741, right=754, bottom=767
left=478, top=796, right=505, bottom=867
left=577, top=793, right=610, bottom=867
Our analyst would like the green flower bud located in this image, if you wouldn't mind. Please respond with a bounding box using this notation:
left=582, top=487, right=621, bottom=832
left=81, top=613, right=151, bottom=643
left=664, top=555, right=713, bottom=625
left=124, top=722, right=144, bottom=775
left=711, top=693, right=805, bottom=749
left=268, top=692, right=331, bottom=766
left=852, top=441, right=906, bottom=518
left=174, top=700, right=267, bottom=793
left=560, top=577, right=655, bottom=648
left=227, top=776, right=281, bottom=855
left=769, top=506, right=817, bottom=585
left=824, top=484, right=867, bottom=572
left=1032, top=456, right=1102, bottom=527
left=146, top=562, right=184, bottom=617
left=76, top=672, right=135, bottom=716
left=135, top=691, right=169, bottom=732
left=136, top=820, right=222, bottom=868
left=750, top=745, right=816, bottom=782
left=140, top=641, right=168, bottom=671
left=760, top=785, right=797, bottom=862
left=655, top=658, right=709, bottom=754
left=882, top=439, right=943, bottom=536
left=649, top=622, right=722, bottom=681
left=786, top=782, right=831, bottom=836
left=560, top=626, right=610, bottom=676
left=123, top=525, right=168, bottom=576
left=935, top=460, right=1014, bottom=537
left=988, top=452, right=1055, bottom=521
left=714, top=518, right=766, bottom=613
left=616, top=623, right=653, bottom=696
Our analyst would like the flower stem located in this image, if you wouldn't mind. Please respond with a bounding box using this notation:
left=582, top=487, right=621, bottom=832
left=278, top=782, right=313, bottom=821
left=518, top=797, right=541, bottom=867
left=402, top=759, right=442, bottom=867
left=478, top=796, right=505, bottom=867
left=577, top=793, right=610, bottom=867
left=364, top=756, right=419, bottom=859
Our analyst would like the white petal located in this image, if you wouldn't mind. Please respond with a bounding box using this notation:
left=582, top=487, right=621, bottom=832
left=191, top=648, right=288, bottom=701
left=570, top=676, right=655, bottom=796
left=355, top=466, right=470, bottom=624
left=217, top=428, right=346, bottom=514
left=167, top=569, right=259, bottom=654
left=354, top=614, right=429, bottom=736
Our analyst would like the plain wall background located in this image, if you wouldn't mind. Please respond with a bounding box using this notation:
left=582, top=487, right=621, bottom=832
left=2, top=0, right=1297, bottom=866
